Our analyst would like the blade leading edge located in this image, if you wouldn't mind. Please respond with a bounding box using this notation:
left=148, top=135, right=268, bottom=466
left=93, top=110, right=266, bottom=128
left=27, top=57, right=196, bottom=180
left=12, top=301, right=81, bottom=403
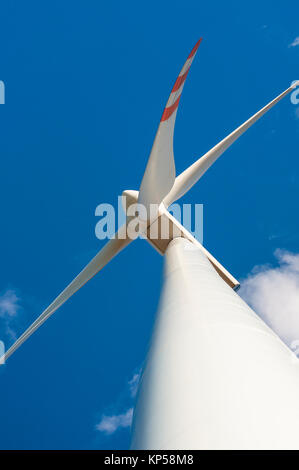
left=138, top=39, right=202, bottom=218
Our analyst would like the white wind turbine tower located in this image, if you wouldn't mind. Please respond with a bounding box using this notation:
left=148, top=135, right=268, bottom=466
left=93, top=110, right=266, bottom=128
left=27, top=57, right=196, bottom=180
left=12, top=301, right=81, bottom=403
left=2, top=39, right=299, bottom=449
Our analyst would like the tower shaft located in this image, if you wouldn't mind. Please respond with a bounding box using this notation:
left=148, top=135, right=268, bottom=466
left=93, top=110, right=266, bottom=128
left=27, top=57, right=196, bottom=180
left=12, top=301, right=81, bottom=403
left=131, top=238, right=299, bottom=449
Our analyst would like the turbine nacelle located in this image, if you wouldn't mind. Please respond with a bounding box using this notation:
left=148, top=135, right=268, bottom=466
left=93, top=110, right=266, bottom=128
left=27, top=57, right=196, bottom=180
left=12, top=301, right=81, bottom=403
left=122, top=189, right=164, bottom=224
left=122, top=189, right=169, bottom=245
left=121, top=189, right=139, bottom=213
left=121, top=189, right=240, bottom=289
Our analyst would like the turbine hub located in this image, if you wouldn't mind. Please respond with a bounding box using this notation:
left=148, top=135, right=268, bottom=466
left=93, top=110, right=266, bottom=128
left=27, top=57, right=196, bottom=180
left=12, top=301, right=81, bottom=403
left=121, top=189, right=139, bottom=215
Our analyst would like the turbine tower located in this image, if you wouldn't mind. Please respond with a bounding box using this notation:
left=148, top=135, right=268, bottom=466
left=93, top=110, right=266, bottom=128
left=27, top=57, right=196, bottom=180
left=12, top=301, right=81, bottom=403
left=1, top=40, right=299, bottom=449
left=131, top=238, right=299, bottom=450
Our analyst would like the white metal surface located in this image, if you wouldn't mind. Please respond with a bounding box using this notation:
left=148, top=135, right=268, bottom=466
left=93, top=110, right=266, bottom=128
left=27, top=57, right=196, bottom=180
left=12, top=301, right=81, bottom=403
left=131, top=238, right=299, bottom=450
left=138, top=39, right=202, bottom=218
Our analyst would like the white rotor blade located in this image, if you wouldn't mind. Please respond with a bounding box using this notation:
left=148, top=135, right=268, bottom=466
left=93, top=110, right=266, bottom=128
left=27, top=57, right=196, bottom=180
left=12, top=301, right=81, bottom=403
left=138, top=39, right=202, bottom=218
left=163, top=84, right=296, bottom=206
left=1, top=224, right=132, bottom=362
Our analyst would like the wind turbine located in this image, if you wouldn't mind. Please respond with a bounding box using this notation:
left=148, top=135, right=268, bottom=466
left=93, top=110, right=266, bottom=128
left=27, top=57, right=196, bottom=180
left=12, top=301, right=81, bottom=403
left=2, top=39, right=299, bottom=449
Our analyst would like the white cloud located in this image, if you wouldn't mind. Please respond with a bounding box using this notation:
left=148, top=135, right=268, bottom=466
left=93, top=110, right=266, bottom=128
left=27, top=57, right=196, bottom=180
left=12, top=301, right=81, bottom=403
left=0, top=290, right=20, bottom=318
left=289, top=37, right=299, bottom=47
left=239, top=250, right=299, bottom=348
left=96, top=408, right=133, bottom=435
left=128, top=371, right=141, bottom=398
left=0, top=289, right=21, bottom=340
left=95, top=369, right=140, bottom=436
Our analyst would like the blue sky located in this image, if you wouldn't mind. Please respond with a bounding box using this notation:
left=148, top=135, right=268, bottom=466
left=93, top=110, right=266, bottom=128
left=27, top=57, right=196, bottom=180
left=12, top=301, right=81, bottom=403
left=0, top=0, right=299, bottom=450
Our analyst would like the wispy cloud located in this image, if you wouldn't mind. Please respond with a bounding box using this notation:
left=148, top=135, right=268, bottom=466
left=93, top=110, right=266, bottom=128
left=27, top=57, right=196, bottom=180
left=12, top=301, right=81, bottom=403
left=289, top=37, right=299, bottom=48
left=128, top=372, right=140, bottom=398
left=96, top=408, right=133, bottom=435
left=0, top=289, right=21, bottom=340
left=0, top=290, right=20, bottom=318
left=95, top=369, right=141, bottom=436
left=239, top=250, right=299, bottom=348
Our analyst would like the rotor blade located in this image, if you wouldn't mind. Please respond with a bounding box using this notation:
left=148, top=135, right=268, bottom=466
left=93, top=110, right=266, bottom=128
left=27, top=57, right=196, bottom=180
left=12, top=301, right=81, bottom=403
left=1, top=225, right=132, bottom=362
left=138, top=39, right=202, bottom=218
left=163, top=84, right=296, bottom=207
